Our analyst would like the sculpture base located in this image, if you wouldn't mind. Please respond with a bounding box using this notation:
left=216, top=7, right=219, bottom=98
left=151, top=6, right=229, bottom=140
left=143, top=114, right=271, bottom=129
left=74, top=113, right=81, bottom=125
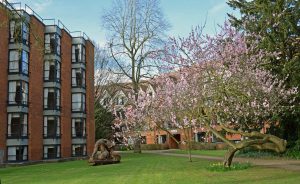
left=89, top=159, right=120, bottom=166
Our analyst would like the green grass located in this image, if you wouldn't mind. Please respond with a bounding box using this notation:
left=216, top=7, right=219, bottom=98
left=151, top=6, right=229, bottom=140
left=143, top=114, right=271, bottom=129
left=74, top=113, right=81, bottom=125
left=0, top=153, right=299, bottom=184
left=167, top=149, right=227, bottom=157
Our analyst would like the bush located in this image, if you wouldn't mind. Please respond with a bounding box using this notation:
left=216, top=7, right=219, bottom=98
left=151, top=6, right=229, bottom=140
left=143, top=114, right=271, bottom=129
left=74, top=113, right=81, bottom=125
left=284, top=140, right=300, bottom=159
left=141, top=144, right=169, bottom=150
left=206, top=162, right=252, bottom=172
left=236, top=147, right=279, bottom=158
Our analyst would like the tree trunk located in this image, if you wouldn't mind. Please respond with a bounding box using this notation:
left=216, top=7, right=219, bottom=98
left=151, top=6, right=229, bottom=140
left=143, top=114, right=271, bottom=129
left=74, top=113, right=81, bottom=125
left=188, top=127, right=192, bottom=162
left=133, top=137, right=142, bottom=153
left=188, top=140, right=192, bottom=162
left=132, top=82, right=141, bottom=154
left=223, top=147, right=238, bottom=167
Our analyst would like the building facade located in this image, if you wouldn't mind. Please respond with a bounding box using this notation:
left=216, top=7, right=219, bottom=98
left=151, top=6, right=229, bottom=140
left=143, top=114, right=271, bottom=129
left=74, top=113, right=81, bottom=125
left=0, top=1, right=95, bottom=163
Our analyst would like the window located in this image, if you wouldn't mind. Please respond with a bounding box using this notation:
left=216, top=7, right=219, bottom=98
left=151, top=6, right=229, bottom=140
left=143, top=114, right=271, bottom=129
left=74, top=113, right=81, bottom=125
left=8, top=50, right=19, bottom=73
left=141, top=136, right=147, bottom=144
left=9, top=50, right=29, bottom=75
left=72, top=44, right=86, bottom=63
left=195, top=132, right=206, bottom=142
left=114, top=96, right=126, bottom=105
left=22, top=22, right=29, bottom=45
left=72, top=93, right=85, bottom=112
left=9, top=20, right=29, bottom=45
left=43, top=116, right=60, bottom=138
left=119, top=97, right=125, bottom=105
left=102, top=97, right=110, bottom=106
left=43, top=145, right=60, bottom=159
left=7, top=146, right=28, bottom=162
left=147, top=86, right=155, bottom=98
left=114, top=97, right=118, bottom=105
left=9, top=20, right=20, bottom=43
left=21, top=50, right=29, bottom=74
left=72, top=68, right=85, bottom=87
left=7, top=113, right=28, bottom=138
left=44, top=60, right=60, bottom=82
left=44, top=88, right=60, bottom=110
left=72, top=118, right=86, bottom=138
left=45, top=33, right=61, bottom=55
left=72, top=144, right=86, bottom=157
left=8, top=81, right=28, bottom=106
left=158, top=135, right=167, bottom=144
left=115, top=110, right=125, bottom=119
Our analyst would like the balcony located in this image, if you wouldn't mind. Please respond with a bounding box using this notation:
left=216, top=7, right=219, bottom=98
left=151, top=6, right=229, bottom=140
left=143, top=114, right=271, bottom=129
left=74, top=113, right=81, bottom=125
left=45, top=33, right=61, bottom=56
left=7, top=146, right=28, bottom=162
left=8, top=50, right=29, bottom=76
left=9, top=18, right=29, bottom=45
left=72, top=93, right=85, bottom=113
left=43, top=145, right=60, bottom=159
left=7, top=113, right=28, bottom=139
left=72, top=118, right=86, bottom=138
left=72, top=144, right=86, bottom=157
left=44, top=61, right=61, bottom=83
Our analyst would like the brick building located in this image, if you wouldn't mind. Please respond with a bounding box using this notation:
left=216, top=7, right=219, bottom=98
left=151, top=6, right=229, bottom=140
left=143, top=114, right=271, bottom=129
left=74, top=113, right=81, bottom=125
left=0, top=1, right=95, bottom=163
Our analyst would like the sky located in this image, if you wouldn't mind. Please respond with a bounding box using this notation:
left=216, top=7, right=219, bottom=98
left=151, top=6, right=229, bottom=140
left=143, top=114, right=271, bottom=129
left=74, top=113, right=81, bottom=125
left=6, top=0, right=239, bottom=46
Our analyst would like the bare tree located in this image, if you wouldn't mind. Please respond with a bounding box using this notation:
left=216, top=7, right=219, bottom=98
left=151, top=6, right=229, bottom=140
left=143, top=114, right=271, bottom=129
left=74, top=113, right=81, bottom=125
left=101, top=0, right=170, bottom=100
left=94, top=44, right=121, bottom=103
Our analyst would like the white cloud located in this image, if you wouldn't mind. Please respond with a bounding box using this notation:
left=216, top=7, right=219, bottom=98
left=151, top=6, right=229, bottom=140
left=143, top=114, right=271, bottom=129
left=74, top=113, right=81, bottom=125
left=6, top=0, right=52, bottom=13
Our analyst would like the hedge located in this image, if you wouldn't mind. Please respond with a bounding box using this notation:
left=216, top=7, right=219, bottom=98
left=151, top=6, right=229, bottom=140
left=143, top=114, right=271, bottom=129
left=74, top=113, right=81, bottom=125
left=141, top=144, right=169, bottom=150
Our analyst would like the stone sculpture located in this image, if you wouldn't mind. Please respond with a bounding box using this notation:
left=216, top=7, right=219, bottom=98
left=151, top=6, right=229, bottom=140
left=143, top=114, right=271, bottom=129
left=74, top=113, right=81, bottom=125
left=88, top=139, right=121, bottom=165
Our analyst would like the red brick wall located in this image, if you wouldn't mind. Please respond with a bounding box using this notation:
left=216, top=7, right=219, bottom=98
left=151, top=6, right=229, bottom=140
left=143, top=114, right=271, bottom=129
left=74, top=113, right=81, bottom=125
left=0, top=5, right=9, bottom=161
left=85, top=41, right=95, bottom=155
left=141, top=129, right=159, bottom=144
left=60, top=30, right=72, bottom=158
left=28, top=16, right=44, bottom=161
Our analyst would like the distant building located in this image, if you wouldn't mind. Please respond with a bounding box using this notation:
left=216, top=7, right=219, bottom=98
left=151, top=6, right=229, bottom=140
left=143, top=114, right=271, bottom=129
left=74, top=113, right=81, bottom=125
left=0, top=1, right=95, bottom=163
left=98, top=81, right=155, bottom=110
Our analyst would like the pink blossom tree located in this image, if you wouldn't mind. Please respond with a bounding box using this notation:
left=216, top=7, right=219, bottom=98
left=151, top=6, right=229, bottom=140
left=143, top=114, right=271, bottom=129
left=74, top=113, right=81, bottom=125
left=115, top=23, right=297, bottom=167
left=158, top=23, right=297, bottom=167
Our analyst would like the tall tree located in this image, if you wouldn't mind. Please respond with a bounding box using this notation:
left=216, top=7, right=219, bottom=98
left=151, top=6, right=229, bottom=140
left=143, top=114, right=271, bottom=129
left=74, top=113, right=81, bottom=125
left=227, top=0, right=300, bottom=85
left=227, top=0, right=300, bottom=143
left=102, top=0, right=169, bottom=153
left=101, top=0, right=169, bottom=100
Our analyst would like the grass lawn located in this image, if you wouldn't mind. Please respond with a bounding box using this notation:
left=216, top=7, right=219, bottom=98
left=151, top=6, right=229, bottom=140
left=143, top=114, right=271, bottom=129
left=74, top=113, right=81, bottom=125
left=166, top=149, right=227, bottom=157
left=0, top=153, right=299, bottom=184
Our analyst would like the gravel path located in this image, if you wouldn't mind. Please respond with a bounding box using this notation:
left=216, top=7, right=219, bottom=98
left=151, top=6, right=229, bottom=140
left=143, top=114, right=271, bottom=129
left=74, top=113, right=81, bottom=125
left=143, top=150, right=300, bottom=171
